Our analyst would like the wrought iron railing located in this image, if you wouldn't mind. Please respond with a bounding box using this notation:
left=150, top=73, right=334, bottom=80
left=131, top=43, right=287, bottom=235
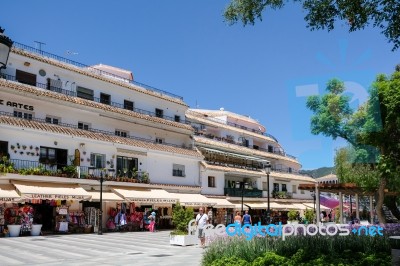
left=195, top=133, right=296, bottom=160
left=0, top=110, right=193, bottom=151
left=224, top=187, right=263, bottom=198
left=1, top=73, right=188, bottom=124
left=12, top=42, right=184, bottom=100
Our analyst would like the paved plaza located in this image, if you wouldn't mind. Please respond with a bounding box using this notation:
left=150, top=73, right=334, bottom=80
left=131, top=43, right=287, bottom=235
left=0, top=231, right=204, bottom=266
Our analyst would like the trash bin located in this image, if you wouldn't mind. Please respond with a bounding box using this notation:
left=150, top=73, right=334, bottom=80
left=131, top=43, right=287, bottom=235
left=389, top=236, right=400, bottom=266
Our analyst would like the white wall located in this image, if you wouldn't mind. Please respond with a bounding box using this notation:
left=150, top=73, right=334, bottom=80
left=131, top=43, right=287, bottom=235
left=200, top=170, right=225, bottom=195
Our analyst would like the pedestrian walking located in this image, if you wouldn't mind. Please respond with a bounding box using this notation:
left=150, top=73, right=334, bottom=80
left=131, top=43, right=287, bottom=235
left=242, top=210, right=252, bottom=225
left=195, top=207, right=208, bottom=248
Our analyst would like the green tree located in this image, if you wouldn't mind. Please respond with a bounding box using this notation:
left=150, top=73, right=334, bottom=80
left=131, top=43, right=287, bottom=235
left=306, top=68, right=400, bottom=223
left=224, top=0, right=400, bottom=50
left=171, top=202, right=194, bottom=234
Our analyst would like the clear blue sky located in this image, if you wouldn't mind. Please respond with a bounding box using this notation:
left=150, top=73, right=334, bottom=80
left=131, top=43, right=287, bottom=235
left=2, top=1, right=398, bottom=169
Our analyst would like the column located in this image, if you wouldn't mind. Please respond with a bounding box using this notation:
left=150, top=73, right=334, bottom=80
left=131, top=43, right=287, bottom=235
left=339, top=192, right=343, bottom=224
left=355, top=194, right=360, bottom=220
left=316, top=184, right=320, bottom=224
left=370, top=195, right=374, bottom=224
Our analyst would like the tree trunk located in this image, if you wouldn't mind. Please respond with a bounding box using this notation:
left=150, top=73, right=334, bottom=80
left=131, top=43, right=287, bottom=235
left=375, top=177, right=387, bottom=224
left=384, top=196, right=400, bottom=221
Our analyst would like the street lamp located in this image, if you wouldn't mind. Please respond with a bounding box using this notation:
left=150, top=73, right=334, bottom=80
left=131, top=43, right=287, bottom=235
left=265, top=163, right=271, bottom=223
left=310, top=191, right=316, bottom=218
left=0, top=27, right=13, bottom=72
left=236, top=181, right=249, bottom=214
left=98, top=170, right=104, bottom=235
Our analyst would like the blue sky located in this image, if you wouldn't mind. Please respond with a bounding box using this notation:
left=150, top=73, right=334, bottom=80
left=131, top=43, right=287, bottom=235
left=2, top=1, right=398, bottom=169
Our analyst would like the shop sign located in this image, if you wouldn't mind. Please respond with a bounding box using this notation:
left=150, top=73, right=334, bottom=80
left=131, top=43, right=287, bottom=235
left=0, top=197, right=14, bottom=202
left=0, top=99, right=34, bottom=111
left=23, top=194, right=87, bottom=200
left=129, top=198, right=177, bottom=204
left=183, top=202, right=216, bottom=206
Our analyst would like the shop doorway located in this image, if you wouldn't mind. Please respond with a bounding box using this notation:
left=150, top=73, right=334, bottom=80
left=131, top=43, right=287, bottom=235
left=0, top=141, right=8, bottom=159
left=33, top=203, right=54, bottom=231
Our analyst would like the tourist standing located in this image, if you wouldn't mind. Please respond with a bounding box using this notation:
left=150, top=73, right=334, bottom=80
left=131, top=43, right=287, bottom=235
left=234, top=211, right=242, bottom=225
left=242, top=210, right=252, bottom=225
left=196, top=207, right=208, bottom=248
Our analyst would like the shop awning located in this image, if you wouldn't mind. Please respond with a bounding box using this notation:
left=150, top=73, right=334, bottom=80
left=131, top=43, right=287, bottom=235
left=233, top=203, right=249, bottom=210
left=0, top=184, right=21, bottom=202
left=112, top=188, right=178, bottom=204
left=303, top=203, right=330, bottom=211
left=245, top=202, right=267, bottom=209
left=207, top=198, right=235, bottom=208
left=87, top=192, right=123, bottom=202
left=12, top=181, right=91, bottom=200
left=168, top=193, right=217, bottom=207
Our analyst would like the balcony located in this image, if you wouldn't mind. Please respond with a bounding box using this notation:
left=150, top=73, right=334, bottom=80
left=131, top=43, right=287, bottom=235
left=0, top=158, right=150, bottom=183
left=12, top=42, right=184, bottom=101
left=272, top=190, right=293, bottom=199
left=224, top=187, right=263, bottom=198
left=0, top=110, right=193, bottom=151
left=205, top=159, right=264, bottom=172
left=195, top=132, right=297, bottom=161
left=1, top=73, right=188, bottom=125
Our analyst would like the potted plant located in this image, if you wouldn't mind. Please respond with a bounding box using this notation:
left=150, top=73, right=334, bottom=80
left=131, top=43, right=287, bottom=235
left=170, top=202, right=196, bottom=246
left=287, top=210, right=298, bottom=224
left=304, top=208, right=315, bottom=224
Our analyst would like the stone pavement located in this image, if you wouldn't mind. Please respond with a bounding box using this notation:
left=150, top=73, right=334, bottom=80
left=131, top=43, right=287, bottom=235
left=0, top=231, right=204, bottom=266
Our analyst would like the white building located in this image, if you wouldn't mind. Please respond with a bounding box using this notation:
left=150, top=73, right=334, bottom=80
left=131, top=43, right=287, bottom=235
left=0, top=39, right=208, bottom=233
left=186, top=108, right=316, bottom=224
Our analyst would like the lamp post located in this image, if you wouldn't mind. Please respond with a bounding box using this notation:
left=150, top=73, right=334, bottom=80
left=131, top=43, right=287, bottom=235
left=265, top=163, right=271, bottom=223
left=310, top=191, right=316, bottom=222
left=0, top=27, right=13, bottom=73
left=98, top=170, right=104, bottom=235
left=236, top=181, right=249, bottom=214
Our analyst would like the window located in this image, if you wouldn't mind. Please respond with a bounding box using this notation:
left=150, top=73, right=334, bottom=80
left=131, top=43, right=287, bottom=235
left=273, top=183, right=279, bottom=192
left=45, top=116, right=60, bottom=125
left=78, top=122, right=90, bottom=130
left=14, top=110, right=33, bottom=120
left=16, top=70, right=36, bottom=86
left=90, top=153, right=106, bottom=168
left=124, top=100, right=134, bottom=111
left=76, top=86, right=94, bottom=101
left=116, top=156, right=138, bottom=178
left=300, top=190, right=305, bottom=194
left=172, top=164, right=185, bottom=177
left=39, top=147, right=56, bottom=164
left=155, top=108, right=163, bottom=118
left=155, top=138, right=163, bottom=144
left=208, top=176, right=216, bottom=188
left=288, top=167, right=292, bottom=173
left=115, top=130, right=128, bottom=138
left=100, top=93, right=111, bottom=105
left=253, top=145, right=259, bottom=150
left=292, top=185, right=297, bottom=194
left=174, top=115, right=181, bottom=122
left=243, top=139, right=249, bottom=147
left=268, top=145, right=274, bottom=153
left=282, top=184, right=287, bottom=192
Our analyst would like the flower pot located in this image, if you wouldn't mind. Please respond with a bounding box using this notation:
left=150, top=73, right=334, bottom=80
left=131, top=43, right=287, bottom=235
left=31, top=224, right=42, bottom=236
left=169, top=234, right=197, bottom=246
left=8, top=225, right=21, bottom=237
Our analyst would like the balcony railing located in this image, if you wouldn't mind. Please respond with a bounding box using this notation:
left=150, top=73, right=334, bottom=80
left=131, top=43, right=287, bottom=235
left=12, top=42, right=183, bottom=101
left=196, top=133, right=297, bottom=160
left=1, top=73, right=188, bottom=125
left=1, top=159, right=149, bottom=183
left=224, top=187, right=263, bottom=198
left=194, top=116, right=279, bottom=142
left=0, top=110, right=193, bottom=151
left=272, top=190, right=293, bottom=199
left=205, top=159, right=264, bottom=171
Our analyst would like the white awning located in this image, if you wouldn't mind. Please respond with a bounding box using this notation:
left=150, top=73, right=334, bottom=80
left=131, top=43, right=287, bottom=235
left=233, top=203, right=249, bottom=210
left=112, top=188, right=178, bottom=204
left=169, top=193, right=217, bottom=207
left=0, top=185, right=21, bottom=202
left=12, top=181, right=91, bottom=200
left=207, top=198, right=235, bottom=208
left=87, top=192, right=123, bottom=202
left=303, top=203, right=330, bottom=211
left=245, top=202, right=267, bottom=209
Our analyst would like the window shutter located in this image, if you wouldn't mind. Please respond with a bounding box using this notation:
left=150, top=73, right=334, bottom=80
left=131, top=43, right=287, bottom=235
left=90, top=153, right=95, bottom=166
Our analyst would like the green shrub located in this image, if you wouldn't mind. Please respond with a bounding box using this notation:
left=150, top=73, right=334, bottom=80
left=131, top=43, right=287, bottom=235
left=287, top=210, right=297, bottom=221
left=209, top=256, right=248, bottom=266
left=171, top=202, right=194, bottom=234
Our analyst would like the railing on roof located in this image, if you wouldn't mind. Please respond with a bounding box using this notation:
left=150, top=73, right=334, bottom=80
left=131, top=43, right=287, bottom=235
left=198, top=116, right=279, bottom=142
left=0, top=110, right=194, bottom=151
left=12, top=42, right=184, bottom=101
left=1, top=73, right=188, bottom=125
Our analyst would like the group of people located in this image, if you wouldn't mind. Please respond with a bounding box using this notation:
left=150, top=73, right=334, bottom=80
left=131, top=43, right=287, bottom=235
left=234, top=210, right=252, bottom=225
